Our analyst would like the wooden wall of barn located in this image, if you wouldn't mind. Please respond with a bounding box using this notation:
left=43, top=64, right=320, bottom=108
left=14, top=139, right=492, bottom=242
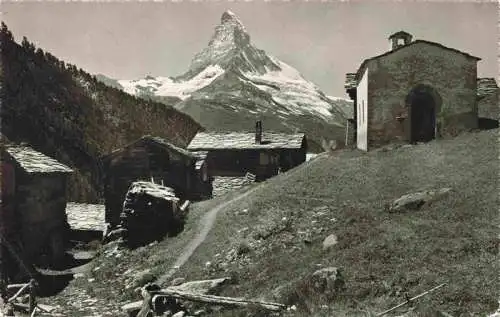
left=205, top=146, right=306, bottom=180
left=206, top=150, right=278, bottom=178
left=15, top=172, right=69, bottom=265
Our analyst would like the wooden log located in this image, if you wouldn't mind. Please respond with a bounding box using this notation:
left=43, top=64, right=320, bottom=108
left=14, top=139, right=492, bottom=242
left=11, top=302, right=29, bottom=312
left=150, top=288, right=287, bottom=312
left=6, top=283, right=29, bottom=290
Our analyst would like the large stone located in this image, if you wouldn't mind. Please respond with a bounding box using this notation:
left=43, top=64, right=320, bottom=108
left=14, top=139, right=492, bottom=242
left=170, top=277, right=186, bottom=286
left=388, top=188, right=452, bottom=212
left=310, top=267, right=345, bottom=295
left=322, top=234, right=338, bottom=250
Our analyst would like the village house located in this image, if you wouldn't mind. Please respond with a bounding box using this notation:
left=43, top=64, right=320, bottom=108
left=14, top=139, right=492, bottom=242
left=187, top=121, right=307, bottom=181
left=101, top=136, right=212, bottom=227
left=345, top=31, right=482, bottom=151
left=476, top=77, right=499, bottom=128
left=1, top=144, right=73, bottom=276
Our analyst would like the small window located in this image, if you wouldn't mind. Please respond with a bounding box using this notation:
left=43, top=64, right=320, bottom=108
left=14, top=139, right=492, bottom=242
left=259, top=152, right=269, bottom=165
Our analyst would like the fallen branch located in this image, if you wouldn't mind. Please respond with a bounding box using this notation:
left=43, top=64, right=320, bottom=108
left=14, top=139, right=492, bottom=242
left=150, top=288, right=287, bottom=312
left=124, top=284, right=288, bottom=315
left=376, top=283, right=447, bottom=316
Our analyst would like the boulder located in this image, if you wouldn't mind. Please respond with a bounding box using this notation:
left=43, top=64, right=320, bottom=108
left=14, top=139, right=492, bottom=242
left=310, top=267, right=345, bottom=295
left=322, top=234, right=338, bottom=250
left=388, top=188, right=452, bottom=212
left=170, top=277, right=186, bottom=287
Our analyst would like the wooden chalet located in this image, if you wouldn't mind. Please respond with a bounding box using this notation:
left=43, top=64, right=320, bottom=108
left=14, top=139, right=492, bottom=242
left=187, top=121, right=307, bottom=181
left=1, top=144, right=73, bottom=276
left=101, top=136, right=213, bottom=227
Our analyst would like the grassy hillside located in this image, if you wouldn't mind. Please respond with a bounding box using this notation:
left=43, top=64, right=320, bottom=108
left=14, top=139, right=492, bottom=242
left=0, top=23, right=202, bottom=202
left=45, top=129, right=498, bottom=316
left=177, top=129, right=498, bottom=316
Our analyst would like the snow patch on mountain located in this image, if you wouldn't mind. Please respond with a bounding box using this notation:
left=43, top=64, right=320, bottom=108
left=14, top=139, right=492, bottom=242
left=118, top=65, right=224, bottom=100
left=243, top=57, right=339, bottom=121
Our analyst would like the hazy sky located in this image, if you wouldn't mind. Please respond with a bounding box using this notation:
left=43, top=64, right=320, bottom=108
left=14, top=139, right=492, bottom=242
left=2, top=1, right=497, bottom=97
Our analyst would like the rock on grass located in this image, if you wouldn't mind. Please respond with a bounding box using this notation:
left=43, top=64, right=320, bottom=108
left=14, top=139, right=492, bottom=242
left=388, top=188, right=452, bottom=212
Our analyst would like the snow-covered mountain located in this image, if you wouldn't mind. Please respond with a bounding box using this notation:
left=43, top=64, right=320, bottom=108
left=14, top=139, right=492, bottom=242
left=110, top=10, right=353, bottom=150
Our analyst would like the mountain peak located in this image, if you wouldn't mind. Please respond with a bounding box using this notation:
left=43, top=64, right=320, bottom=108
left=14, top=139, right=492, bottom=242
left=221, top=10, right=240, bottom=23
left=212, top=10, right=249, bottom=48
left=183, top=10, right=252, bottom=75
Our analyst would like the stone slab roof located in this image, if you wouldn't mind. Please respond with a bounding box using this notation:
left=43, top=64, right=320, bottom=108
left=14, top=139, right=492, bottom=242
left=187, top=132, right=306, bottom=151
left=344, top=73, right=357, bottom=91
left=127, top=181, right=180, bottom=202
left=344, top=73, right=358, bottom=90
left=5, top=146, right=73, bottom=173
left=477, top=78, right=499, bottom=98
left=66, top=203, right=106, bottom=232
left=104, top=135, right=195, bottom=161
left=144, top=136, right=195, bottom=158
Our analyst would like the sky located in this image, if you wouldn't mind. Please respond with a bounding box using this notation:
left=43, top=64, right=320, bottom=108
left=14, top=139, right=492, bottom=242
left=2, top=1, right=497, bottom=97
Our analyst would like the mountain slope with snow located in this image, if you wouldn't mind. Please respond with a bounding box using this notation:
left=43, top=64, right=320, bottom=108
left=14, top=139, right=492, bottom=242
left=113, top=10, right=353, bottom=150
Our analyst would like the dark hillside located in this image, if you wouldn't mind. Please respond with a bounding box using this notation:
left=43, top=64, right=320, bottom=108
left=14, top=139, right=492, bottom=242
left=0, top=23, right=202, bottom=202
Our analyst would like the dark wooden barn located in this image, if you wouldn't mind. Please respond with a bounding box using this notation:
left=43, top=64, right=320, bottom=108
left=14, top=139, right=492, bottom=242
left=102, top=136, right=213, bottom=227
left=1, top=144, right=73, bottom=277
left=187, top=121, right=307, bottom=181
